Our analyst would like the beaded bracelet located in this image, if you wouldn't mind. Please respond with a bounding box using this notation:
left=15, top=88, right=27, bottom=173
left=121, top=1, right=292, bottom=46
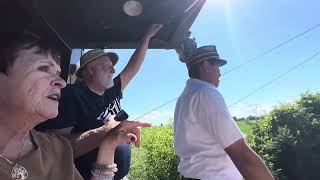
left=92, top=163, right=117, bottom=170
left=91, top=170, right=115, bottom=179
left=93, top=167, right=118, bottom=173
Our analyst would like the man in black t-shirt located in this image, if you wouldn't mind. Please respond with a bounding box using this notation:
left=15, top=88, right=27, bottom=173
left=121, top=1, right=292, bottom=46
left=37, top=24, right=163, bottom=180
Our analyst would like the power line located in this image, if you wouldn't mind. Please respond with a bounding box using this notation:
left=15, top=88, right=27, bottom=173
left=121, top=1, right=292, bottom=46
left=228, top=49, right=320, bottom=108
left=133, top=49, right=319, bottom=120
left=132, top=23, right=320, bottom=120
left=133, top=97, right=178, bottom=121
left=222, top=23, right=320, bottom=76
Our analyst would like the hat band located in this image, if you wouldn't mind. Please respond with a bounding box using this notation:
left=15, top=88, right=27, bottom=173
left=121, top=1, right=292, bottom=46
left=187, top=55, right=221, bottom=69
left=188, top=52, right=219, bottom=63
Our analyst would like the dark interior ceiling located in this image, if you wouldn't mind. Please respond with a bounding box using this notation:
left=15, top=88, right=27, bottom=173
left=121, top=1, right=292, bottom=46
left=1, top=0, right=205, bottom=49
left=0, top=0, right=205, bottom=79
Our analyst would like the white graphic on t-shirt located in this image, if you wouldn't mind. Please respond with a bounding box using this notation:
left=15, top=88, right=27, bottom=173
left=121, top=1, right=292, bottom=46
left=97, top=97, right=121, bottom=123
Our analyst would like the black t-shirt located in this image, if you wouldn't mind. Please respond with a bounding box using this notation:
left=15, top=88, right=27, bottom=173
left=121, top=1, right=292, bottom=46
left=37, top=75, right=122, bottom=131
left=36, top=75, right=123, bottom=179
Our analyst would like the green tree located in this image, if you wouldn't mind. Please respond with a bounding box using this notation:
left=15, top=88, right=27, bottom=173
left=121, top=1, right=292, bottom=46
left=250, top=92, right=320, bottom=180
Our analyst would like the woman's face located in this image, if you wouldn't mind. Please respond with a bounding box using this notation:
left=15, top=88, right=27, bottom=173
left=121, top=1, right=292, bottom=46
left=0, top=47, right=66, bottom=122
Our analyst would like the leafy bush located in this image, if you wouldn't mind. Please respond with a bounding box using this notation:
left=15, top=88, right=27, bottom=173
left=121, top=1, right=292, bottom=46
left=250, top=92, right=320, bottom=180
left=128, top=125, right=180, bottom=180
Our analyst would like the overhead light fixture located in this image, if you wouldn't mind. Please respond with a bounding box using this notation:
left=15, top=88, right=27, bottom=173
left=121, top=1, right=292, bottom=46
left=123, top=0, right=143, bottom=16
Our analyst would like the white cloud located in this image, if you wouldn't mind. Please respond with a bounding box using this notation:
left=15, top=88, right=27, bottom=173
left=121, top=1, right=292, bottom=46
left=230, top=103, right=273, bottom=118
left=130, top=111, right=174, bottom=125
left=130, top=103, right=273, bottom=124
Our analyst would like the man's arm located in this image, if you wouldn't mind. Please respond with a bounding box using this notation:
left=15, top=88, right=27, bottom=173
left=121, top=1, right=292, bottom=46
left=197, top=90, right=274, bottom=179
left=91, top=120, right=152, bottom=180
left=224, top=138, right=274, bottom=180
left=46, top=118, right=119, bottom=159
left=119, top=24, right=162, bottom=91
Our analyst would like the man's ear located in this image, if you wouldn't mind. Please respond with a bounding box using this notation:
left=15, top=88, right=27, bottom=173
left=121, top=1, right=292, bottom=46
left=203, top=60, right=211, bottom=72
left=87, top=64, right=94, bottom=76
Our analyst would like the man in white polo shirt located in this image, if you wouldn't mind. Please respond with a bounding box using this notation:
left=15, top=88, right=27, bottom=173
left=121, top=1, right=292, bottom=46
left=174, top=45, right=274, bottom=180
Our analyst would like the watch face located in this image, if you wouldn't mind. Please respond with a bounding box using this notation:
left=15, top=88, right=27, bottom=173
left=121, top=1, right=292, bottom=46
left=123, top=0, right=143, bottom=16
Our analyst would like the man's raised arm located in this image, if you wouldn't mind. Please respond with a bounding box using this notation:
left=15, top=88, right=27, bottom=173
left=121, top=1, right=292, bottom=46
left=119, top=24, right=163, bottom=91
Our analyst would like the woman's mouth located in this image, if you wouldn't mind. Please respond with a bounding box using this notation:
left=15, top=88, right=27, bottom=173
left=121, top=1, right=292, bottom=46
left=47, top=94, right=61, bottom=101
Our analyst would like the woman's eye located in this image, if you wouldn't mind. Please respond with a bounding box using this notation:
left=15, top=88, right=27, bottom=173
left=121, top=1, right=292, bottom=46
left=37, top=65, right=49, bottom=72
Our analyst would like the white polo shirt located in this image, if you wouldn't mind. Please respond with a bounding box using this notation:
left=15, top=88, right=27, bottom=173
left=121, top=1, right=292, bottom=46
left=174, top=78, right=244, bottom=180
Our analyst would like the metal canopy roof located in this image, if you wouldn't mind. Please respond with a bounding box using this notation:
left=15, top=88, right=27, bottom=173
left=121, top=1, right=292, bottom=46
left=1, top=0, right=205, bottom=79
left=1, top=0, right=205, bottom=50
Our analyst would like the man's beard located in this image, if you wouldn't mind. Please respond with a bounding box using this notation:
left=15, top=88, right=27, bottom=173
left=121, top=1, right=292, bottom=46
left=105, top=79, right=114, bottom=89
left=96, top=72, right=114, bottom=89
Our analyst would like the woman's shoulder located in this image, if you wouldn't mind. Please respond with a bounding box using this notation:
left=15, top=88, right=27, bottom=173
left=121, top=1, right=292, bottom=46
left=31, top=129, right=73, bottom=154
left=30, top=130, right=83, bottom=180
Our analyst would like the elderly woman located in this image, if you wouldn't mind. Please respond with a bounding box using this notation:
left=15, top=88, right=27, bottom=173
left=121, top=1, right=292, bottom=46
left=0, top=31, right=149, bottom=180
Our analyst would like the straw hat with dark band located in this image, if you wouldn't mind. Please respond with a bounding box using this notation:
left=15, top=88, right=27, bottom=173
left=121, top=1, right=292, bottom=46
left=75, top=49, right=119, bottom=78
left=184, top=45, right=227, bottom=69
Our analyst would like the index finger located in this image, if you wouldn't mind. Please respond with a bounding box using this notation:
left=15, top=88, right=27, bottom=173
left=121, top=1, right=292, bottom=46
left=128, top=121, right=152, bottom=128
left=154, top=24, right=163, bottom=30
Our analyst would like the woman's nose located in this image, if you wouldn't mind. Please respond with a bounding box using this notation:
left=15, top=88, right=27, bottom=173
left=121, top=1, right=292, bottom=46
left=51, top=76, right=66, bottom=89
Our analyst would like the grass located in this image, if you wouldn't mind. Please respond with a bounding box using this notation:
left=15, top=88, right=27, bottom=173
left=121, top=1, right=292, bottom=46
left=237, top=120, right=256, bottom=135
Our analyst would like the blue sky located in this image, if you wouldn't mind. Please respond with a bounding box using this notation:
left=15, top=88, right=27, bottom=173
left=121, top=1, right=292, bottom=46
left=71, top=0, right=320, bottom=125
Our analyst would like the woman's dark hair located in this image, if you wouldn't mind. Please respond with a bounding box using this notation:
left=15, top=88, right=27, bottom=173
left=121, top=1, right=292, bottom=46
left=0, top=30, right=60, bottom=74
